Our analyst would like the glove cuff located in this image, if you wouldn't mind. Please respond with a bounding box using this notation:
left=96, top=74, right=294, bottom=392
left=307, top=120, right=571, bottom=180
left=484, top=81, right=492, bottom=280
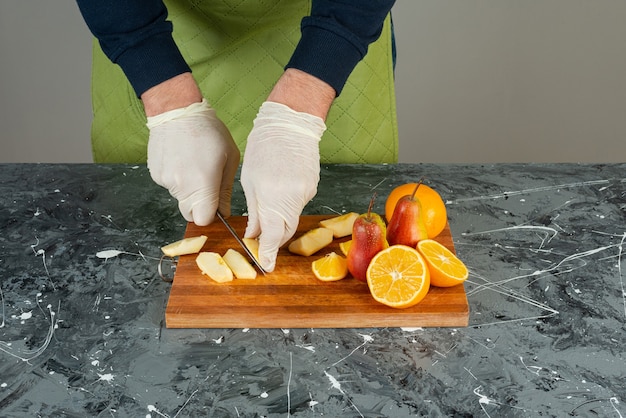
left=146, top=99, right=213, bottom=129
left=257, top=101, right=327, bottom=139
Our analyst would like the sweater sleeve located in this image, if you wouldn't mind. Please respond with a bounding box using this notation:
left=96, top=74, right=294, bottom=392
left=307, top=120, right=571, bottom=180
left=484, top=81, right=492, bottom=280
left=286, top=0, right=396, bottom=96
left=75, top=0, right=190, bottom=97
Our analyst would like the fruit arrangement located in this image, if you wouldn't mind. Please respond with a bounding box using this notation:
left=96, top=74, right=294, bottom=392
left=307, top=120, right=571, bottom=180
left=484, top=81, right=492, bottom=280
left=159, top=180, right=468, bottom=310
left=304, top=181, right=468, bottom=309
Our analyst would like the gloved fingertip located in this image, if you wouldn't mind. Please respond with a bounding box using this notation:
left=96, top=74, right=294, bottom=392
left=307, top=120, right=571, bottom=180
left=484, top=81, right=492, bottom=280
left=260, top=255, right=276, bottom=273
left=257, top=235, right=281, bottom=272
left=192, top=209, right=214, bottom=226
left=194, top=218, right=210, bottom=227
left=179, top=209, right=194, bottom=224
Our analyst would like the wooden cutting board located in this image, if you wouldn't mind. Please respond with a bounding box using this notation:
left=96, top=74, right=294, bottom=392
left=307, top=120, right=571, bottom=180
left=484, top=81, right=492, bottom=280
left=165, top=215, right=469, bottom=328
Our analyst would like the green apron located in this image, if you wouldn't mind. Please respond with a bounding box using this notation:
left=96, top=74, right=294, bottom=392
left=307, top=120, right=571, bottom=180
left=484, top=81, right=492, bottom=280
left=90, top=0, right=398, bottom=164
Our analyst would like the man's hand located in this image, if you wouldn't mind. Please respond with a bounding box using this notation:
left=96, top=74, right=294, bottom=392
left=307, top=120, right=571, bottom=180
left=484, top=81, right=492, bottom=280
left=147, top=99, right=240, bottom=225
left=240, top=69, right=335, bottom=272
left=240, top=102, right=327, bottom=272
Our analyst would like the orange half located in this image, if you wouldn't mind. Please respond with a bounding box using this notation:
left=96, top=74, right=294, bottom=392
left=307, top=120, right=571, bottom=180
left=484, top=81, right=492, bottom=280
left=366, top=245, right=430, bottom=309
left=417, top=239, right=468, bottom=287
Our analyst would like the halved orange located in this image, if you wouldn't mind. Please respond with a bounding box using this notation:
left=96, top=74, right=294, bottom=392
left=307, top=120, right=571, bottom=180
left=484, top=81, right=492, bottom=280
left=417, top=239, right=468, bottom=287
left=311, top=252, right=349, bottom=281
left=366, top=245, right=430, bottom=309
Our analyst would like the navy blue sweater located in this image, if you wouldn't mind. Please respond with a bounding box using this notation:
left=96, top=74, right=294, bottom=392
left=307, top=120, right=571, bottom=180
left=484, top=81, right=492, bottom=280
left=76, top=0, right=395, bottom=97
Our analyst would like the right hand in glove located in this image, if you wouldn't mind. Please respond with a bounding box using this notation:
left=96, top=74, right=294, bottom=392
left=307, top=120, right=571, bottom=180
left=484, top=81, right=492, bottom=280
left=146, top=99, right=240, bottom=225
left=240, top=102, right=327, bottom=272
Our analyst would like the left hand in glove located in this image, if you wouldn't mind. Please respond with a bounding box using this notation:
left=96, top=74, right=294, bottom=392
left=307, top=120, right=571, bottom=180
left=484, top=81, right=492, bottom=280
left=147, top=99, right=240, bottom=225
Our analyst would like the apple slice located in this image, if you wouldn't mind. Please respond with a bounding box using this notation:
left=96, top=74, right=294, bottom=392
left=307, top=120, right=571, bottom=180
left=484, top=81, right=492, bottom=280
left=288, top=227, right=334, bottom=256
left=223, top=249, right=257, bottom=280
left=319, top=212, right=359, bottom=238
left=196, top=252, right=233, bottom=283
left=242, top=237, right=260, bottom=262
left=161, top=235, right=208, bottom=257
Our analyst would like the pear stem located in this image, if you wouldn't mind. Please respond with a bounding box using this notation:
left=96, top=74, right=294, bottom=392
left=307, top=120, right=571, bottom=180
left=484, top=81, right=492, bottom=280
left=367, top=192, right=377, bottom=219
left=410, top=177, right=425, bottom=199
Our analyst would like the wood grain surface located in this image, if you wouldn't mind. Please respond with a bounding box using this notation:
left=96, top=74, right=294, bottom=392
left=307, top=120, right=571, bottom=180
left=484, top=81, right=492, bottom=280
left=165, top=215, right=469, bottom=328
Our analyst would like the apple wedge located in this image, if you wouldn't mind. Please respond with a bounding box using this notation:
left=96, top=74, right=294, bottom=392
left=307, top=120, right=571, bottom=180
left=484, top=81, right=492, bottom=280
left=319, top=212, right=359, bottom=238
left=223, top=249, right=257, bottom=280
left=161, top=235, right=207, bottom=257
left=196, top=252, right=233, bottom=283
left=288, top=227, right=334, bottom=257
left=242, top=237, right=260, bottom=262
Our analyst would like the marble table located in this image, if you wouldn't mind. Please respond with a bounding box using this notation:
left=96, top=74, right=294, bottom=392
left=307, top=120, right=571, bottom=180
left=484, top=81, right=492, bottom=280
left=0, top=163, right=624, bottom=417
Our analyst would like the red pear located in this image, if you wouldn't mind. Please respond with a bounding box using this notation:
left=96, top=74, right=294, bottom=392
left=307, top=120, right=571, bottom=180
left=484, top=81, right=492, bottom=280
left=347, top=194, right=388, bottom=282
left=386, top=182, right=429, bottom=247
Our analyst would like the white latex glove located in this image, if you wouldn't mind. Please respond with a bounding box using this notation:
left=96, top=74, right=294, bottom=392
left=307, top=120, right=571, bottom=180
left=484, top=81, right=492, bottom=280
left=240, top=101, right=327, bottom=272
left=147, top=99, right=240, bottom=225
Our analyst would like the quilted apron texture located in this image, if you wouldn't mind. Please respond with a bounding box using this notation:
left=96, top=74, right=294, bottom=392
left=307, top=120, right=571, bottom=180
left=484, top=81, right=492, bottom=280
left=89, top=0, right=398, bottom=164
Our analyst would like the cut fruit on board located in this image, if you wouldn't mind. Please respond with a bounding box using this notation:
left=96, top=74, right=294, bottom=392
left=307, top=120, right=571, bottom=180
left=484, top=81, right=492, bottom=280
left=165, top=215, right=469, bottom=328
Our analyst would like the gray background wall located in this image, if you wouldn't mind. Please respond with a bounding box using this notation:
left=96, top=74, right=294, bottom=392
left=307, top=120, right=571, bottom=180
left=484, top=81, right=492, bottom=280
left=2, top=1, right=625, bottom=163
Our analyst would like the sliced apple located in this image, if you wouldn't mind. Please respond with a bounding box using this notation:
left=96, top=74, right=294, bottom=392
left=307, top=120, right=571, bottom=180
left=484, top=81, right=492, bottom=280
left=319, top=212, right=359, bottom=238
left=196, top=252, right=233, bottom=283
left=223, top=249, right=257, bottom=280
left=161, top=235, right=208, bottom=257
left=288, top=227, right=334, bottom=257
left=242, top=237, right=260, bottom=262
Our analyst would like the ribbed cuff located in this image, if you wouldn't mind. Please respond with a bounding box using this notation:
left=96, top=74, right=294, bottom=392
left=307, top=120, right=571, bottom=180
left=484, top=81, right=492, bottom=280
left=257, top=102, right=327, bottom=139
left=116, top=32, right=191, bottom=97
left=146, top=99, right=211, bottom=129
left=286, top=21, right=364, bottom=96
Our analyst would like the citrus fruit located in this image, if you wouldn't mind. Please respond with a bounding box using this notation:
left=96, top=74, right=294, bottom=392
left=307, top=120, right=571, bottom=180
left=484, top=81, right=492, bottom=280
left=417, top=239, right=468, bottom=287
left=339, top=240, right=352, bottom=256
left=385, top=183, right=447, bottom=238
left=366, top=245, right=430, bottom=309
left=311, top=252, right=349, bottom=281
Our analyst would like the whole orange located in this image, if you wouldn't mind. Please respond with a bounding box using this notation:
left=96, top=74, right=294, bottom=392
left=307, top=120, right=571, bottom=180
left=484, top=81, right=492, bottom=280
left=384, top=183, right=447, bottom=239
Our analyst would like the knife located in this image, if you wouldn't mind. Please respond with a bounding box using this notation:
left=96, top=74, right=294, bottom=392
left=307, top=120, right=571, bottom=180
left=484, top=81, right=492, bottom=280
left=216, top=211, right=267, bottom=275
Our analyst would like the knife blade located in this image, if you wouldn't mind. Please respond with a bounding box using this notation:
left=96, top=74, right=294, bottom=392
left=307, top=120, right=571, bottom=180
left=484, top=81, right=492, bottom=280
left=216, top=211, right=266, bottom=275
